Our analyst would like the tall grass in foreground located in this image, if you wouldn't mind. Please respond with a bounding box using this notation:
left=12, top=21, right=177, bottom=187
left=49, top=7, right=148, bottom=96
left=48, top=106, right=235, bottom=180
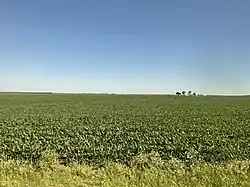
left=0, top=152, right=249, bottom=187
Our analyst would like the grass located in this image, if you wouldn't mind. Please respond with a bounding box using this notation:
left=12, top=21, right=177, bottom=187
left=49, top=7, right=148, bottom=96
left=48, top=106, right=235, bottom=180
left=0, top=152, right=249, bottom=187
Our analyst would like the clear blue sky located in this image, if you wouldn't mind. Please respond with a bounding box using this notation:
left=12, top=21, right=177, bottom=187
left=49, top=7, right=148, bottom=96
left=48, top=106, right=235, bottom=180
left=1, top=0, right=249, bottom=94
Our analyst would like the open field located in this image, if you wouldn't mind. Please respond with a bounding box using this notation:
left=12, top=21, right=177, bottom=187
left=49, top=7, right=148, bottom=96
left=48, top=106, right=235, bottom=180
left=0, top=94, right=249, bottom=186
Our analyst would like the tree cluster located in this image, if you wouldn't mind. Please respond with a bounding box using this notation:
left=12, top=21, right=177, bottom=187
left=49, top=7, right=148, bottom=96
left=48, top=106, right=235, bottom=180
left=176, top=91, right=196, bottom=96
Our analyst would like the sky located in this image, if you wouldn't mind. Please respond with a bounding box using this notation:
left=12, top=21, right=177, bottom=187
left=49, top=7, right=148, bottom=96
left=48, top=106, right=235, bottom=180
left=0, top=0, right=250, bottom=95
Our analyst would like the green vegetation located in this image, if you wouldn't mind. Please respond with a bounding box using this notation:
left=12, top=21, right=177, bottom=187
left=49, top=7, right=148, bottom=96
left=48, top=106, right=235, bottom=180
left=1, top=94, right=249, bottom=164
left=0, top=94, right=249, bottom=186
left=0, top=152, right=250, bottom=187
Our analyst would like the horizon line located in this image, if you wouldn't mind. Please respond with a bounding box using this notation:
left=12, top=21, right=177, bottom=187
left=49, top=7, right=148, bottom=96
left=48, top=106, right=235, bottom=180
left=0, top=91, right=249, bottom=96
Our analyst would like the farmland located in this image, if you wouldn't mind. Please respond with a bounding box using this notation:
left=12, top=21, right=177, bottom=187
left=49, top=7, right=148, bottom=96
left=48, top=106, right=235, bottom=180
left=1, top=93, right=250, bottom=186
left=0, top=93, right=249, bottom=165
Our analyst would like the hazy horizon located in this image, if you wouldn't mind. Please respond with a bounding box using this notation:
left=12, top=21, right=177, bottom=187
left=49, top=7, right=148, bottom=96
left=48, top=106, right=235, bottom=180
left=0, top=91, right=249, bottom=96
left=1, top=0, right=250, bottom=95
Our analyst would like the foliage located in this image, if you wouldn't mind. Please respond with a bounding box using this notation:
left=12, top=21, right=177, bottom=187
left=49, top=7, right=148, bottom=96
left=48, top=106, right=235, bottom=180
left=0, top=94, right=250, bottom=164
left=1, top=155, right=250, bottom=187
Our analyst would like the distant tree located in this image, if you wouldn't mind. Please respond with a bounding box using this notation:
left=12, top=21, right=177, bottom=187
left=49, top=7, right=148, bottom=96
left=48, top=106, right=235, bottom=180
left=193, top=92, right=196, bottom=96
left=182, top=91, right=186, bottom=95
left=176, top=92, right=181, bottom=96
left=188, top=91, right=192, bottom=95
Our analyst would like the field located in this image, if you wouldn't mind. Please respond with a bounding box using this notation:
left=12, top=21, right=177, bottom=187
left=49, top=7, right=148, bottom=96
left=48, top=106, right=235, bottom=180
left=0, top=94, right=250, bottom=186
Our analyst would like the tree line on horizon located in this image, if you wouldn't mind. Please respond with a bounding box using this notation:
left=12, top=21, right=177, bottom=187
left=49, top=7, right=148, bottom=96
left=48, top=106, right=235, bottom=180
left=176, top=91, right=197, bottom=96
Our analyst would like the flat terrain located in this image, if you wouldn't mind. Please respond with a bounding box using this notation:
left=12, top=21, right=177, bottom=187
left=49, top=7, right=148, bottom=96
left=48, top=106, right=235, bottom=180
left=0, top=94, right=249, bottom=163
left=0, top=94, right=249, bottom=186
